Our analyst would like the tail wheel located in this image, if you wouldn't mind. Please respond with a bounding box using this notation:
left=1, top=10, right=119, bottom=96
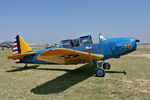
left=103, top=63, right=111, bottom=70
left=96, top=68, right=105, bottom=77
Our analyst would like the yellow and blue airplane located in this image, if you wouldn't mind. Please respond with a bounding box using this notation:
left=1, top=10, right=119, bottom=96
left=8, top=34, right=140, bottom=77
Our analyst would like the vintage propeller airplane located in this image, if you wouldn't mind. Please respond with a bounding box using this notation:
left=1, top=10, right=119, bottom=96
left=8, top=34, right=140, bottom=77
left=0, top=41, right=13, bottom=50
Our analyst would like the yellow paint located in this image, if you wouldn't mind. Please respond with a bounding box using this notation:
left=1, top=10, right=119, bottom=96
left=8, top=52, right=35, bottom=60
left=19, top=35, right=32, bottom=53
left=123, top=43, right=133, bottom=50
left=37, top=48, right=104, bottom=65
left=128, top=43, right=132, bottom=49
left=123, top=44, right=127, bottom=50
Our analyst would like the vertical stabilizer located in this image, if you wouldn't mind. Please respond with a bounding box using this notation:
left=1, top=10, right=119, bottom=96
left=12, top=35, right=32, bottom=63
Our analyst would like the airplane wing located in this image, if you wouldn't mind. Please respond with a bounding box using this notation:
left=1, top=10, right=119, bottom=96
left=37, top=48, right=104, bottom=65
left=8, top=52, right=36, bottom=60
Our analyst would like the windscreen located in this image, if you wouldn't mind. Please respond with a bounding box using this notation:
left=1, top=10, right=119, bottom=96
left=80, top=36, right=90, bottom=46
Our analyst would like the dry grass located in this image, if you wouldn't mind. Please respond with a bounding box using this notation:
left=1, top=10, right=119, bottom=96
left=0, top=44, right=150, bottom=100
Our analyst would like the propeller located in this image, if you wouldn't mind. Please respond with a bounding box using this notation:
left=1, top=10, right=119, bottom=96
left=136, top=38, right=140, bottom=42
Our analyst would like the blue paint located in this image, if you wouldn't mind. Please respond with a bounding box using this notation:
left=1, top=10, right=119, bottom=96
left=20, top=36, right=137, bottom=64
left=97, top=70, right=104, bottom=76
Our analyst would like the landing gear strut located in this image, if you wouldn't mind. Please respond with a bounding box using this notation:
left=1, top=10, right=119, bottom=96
left=93, top=60, right=105, bottom=77
left=24, top=64, right=28, bottom=69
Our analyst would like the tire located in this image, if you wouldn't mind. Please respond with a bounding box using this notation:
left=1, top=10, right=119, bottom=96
left=103, top=63, right=111, bottom=70
left=96, top=68, right=105, bottom=77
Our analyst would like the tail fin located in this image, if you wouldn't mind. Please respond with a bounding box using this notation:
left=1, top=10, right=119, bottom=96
left=12, top=35, right=32, bottom=63
left=13, top=35, right=32, bottom=54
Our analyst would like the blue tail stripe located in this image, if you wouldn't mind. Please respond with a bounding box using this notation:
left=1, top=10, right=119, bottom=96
left=16, top=35, right=21, bottom=53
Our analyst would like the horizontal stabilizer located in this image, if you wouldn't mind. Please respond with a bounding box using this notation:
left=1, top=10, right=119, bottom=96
left=8, top=52, right=35, bottom=60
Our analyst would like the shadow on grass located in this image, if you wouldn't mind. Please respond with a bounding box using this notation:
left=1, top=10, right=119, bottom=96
left=106, top=70, right=127, bottom=75
left=6, top=65, right=39, bottom=72
left=6, top=63, right=126, bottom=94
left=31, top=63, right=96, bottom=94
left=37, top=68, right=72, bottom=72
left=30, top=64, right=126, bottom=94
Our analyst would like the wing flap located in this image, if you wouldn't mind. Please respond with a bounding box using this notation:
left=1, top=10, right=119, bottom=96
left=37, top=48, right=104, bottom=65
left=8, top=52, right=36, bottom=60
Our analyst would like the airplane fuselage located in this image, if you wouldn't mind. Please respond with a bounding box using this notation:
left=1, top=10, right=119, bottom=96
left=20, top=38, right=137, bottom=64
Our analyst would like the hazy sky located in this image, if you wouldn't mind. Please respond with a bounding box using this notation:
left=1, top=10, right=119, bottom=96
left=0, top=0, right=150, bottom=44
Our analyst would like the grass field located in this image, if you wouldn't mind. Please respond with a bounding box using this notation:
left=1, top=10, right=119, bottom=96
left=0, top=44, right=150, bottom=100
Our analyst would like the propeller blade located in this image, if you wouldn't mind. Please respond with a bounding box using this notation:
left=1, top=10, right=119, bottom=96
left=136, top=38, right=140, bottom=42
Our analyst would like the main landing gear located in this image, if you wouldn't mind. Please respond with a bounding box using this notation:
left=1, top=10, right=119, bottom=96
left=93, top=60, right=111, bottom=77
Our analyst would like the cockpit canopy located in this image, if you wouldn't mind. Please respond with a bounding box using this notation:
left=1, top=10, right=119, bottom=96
left=60, top=34, right=107, bottom=48
left=60, top=35, right=93, bottom=48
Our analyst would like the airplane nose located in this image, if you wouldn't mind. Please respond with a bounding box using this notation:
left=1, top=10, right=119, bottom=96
left=134, top=38, right=140, bottom=50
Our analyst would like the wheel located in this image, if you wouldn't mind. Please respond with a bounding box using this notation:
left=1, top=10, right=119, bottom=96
left=103, top=63, right=111, bottom=70
left=2, top=47, right=4, bottom=50
left=96, top=68, right=105, bottom=77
